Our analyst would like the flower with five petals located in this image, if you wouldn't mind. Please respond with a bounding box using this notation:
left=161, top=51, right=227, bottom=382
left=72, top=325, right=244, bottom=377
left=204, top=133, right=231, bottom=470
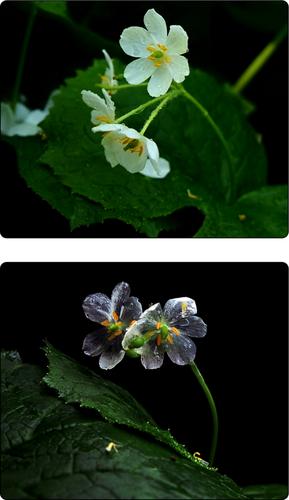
left=81, top=88, right=116, bottom=125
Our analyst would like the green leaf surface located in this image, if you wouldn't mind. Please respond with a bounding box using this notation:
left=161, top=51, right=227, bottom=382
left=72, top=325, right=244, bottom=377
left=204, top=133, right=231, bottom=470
left=43, top=343, right=194, bottom=461
left=242, top=483, right=288, bottom=500
left=1, top=351, right=248, bottom=499
left=38, top=60, right=267, bottom=222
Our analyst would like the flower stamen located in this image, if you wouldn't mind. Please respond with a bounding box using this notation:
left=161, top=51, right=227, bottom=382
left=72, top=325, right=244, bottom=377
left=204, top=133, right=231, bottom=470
left=171, top=326, right=180, bottom=336
left=156, top=334, right=162, bottom=346
left=101, top=319, right=110, bottom=327
left=112, top=311, right=119, bottom=321
left=108, top=329, right=123, bottom=341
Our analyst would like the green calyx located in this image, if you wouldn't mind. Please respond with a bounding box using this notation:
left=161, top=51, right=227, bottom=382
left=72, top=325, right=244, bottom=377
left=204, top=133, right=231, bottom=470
left=109, top=322, right=123, bottom=332
left=125, top=349, right=141, bottom=358
left=129, top=336, right=146, bottom=348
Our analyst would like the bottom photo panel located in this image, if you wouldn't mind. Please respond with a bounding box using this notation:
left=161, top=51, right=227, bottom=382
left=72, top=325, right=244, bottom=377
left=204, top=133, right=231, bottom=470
left=1, top=263, right=288, bottom=500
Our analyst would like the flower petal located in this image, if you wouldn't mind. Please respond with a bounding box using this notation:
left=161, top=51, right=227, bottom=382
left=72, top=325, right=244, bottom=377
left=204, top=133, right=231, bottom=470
left=147, top=66, right=172, bottom=97
left=179, top=316, right=207, bottom=338
left=82, top=329, right=107, bottom=357
left=167, top=25, right=188, bottom=55
left=1, top=103, right=15, bottom=135
left=124, top=58, right=155, bottom=84
left=141, top=343, right=164, bottom=369
left=168, top=55, right=190, bottom=83
left=120, top=296, right=143, bottom=324
left=81, top=90, right=108, bottom=113
left=139, top=303, right=163, bottom=328
left=120, top=27, right=154, bottom=57
left=111, top=282, right=131, bottom=315
left=166, top=336, right=196, bottom=365
left=101, top=132, right=120, bottom=168
left=140, top=157, right=170, bottom=178
left=26, top=109, right=48, bottom=125
left=82, top=292, right=111, bottom=323
left=122, top=321, right=141, bottom=350
left=7, top=122, right=40, bottom=136
left=143, top=9, right=167, bottom=44
left=102, top=49, right=114, bottom=81
left=164, top=297, right=197, bottom=321
left=99, top=350, right=125, bottom=370
left=102, top=89, right=116, bottom=119
left=15, top=102, right=30, bottom=121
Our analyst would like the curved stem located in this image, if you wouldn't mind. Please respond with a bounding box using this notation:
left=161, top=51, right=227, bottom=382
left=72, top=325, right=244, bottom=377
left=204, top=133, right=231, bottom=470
left=233, top=26, right=287, bottom=93
left=180, top=85, right=235, bottom=202
left=11, top=5, right=37, bottom=109
left=190, top=362, right=218, bottom=466
left=95, top=82, right=147, bottom=91
left=140, top=91, right=179, bottom=135
left=115, top=94, right=168, bottom=124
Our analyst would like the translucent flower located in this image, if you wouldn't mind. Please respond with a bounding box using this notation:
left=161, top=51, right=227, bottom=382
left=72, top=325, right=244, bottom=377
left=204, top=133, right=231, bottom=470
left=81, top=88, right=116, bottom=125
left=120, top=8, right=190, bottom=97
left=82, top=282, right=142, bottom=370
left=101, top=49, right=118, bottom=90
left=122, top=298, right=207, bottom=369
left=1, top=92, right=56, bottom=137
left=91, top=122, right=170, bottom=178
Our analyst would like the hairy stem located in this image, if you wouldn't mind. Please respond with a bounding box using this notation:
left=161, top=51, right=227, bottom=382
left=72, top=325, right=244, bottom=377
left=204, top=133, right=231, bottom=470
left=190, top=362, right=218, bottom=466
left=233, top=26, right=287, bottom=93
left=140, top=91, right=179, bottom=135
left=95, top=82, right=148, bottom=91
left=115, top=94, right=169, bottom=124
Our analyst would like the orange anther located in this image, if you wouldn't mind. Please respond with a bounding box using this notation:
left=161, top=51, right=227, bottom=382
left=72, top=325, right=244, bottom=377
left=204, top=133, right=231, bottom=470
left=156, top=334, right=162, bottom=346
left=108, top=330, right=123, bottom=341
left=157, top=43, right=168, bottom=51
left=101, top=320, right=110, bottom=327
left=156, top=322, right=161, bottom=330
left=146, top=45, right=156, bottom=52
left=171, top=327, right=180, bottom=336
left=112, top=311, right=119, bottom=321
left=130, top=320, right=137, bottom=326
left=167, top=335, right=174, bottom=344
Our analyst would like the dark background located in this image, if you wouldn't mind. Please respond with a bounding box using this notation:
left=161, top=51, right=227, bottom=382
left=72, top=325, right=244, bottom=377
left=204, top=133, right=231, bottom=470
left=1, top=263, right=288, bottom=488
left=0, top=1, right=288, bottom=237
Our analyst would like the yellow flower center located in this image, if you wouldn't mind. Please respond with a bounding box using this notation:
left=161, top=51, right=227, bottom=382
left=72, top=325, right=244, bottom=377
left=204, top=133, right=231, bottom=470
left=146, top=43, right=171, bottom=67
left=120, top=137, right=144, bottom=156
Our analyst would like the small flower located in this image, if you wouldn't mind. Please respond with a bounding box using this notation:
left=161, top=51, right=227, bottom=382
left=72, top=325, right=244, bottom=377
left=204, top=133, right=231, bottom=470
left=81, top=88, right=116, bottom=125
left=101, top=49, right=118, bottom=91
left=122, top=298, right=207, bottom=369
left=91, top=122, right=170, bottom=177
left=1, top=92, right=56, bottom=137
left=120, top=8, right=190, bottom=97
left=82, top=282, right=142, bottom=370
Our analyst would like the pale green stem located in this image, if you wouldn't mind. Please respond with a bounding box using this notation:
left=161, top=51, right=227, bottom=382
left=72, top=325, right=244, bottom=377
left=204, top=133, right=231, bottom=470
left=115, top=94, right=168, bottom=124
left=233, top=26, right=287, bottom=93
left=95, top=82, right=147, bottom=91
left=11, top=5, right=37, bottom=109
left=180, top=84, right=235, bottom=202
left=190, top=362, right=218, bottom=466
left=140, top=91, right=179, bottom=135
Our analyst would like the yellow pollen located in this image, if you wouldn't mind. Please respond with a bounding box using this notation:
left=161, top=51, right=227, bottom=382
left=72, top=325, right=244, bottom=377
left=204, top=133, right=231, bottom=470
left=171, top=327, right=180, bottom=336
left=101, top=320, right=110, bottom=327
left=158, top=43, right=168, bottom=51
left=167, top=334, right=174, bottom=344
left=95, top=115, right=111, bottom=123
left=156, top=322, right=162, bottom=330
left=147, top=45, right=156, bottom=52
left=112, top=311, right=119, bottom=321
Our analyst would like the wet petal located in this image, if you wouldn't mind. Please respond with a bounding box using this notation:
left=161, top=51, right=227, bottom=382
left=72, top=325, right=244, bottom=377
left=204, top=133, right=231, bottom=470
left=120, top=27, right=154, bottom=58
left=168, top=55, right=190, bottom=83
left=120, top=296, right=143, bottom=324
left=8, top=122, right=40, bottom=136
left=101, top=132, right=120, bottom=168
left=26, top=109, right=48, bottom=125
left=138, top=303, right=162, bottom=329
left=81, top=90, right=109, bottom=116
left=147, top=66, right=172, bottom=97
left=111, top=282, right=131, bottom=315
left=164, top=297, right=197, bottom=323
left=167, top=25, right=188, bottom=55
left=141, top=343, right=164, bottom=369
left=82, top=292, right=111, bottom=322
left=166, top=336, right=196, bottom=365
left=82, top=329, right=107, bottom=357
left=122, top=321, right=141, bottom=350
left=140, top=157, right=170, bottom=178
left=99, top=350, right=125, bottom=370
left=102, top=49, right=114, bottom=81
left=179, top=316, right=207, bottom=338
left=1, top=103, right=15, bottom=135
left=124, top=58, right=155, bottom=84
left=102, top=89, right=116, bottom=119
left=15, top=102, right=30, bottom=121
left=143, top=9, right=167, bottom=44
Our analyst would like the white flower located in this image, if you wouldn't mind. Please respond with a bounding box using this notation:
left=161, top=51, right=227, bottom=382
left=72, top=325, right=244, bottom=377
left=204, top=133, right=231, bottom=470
left=101, top=49, right=118, bottom=90
left=120, top=8, right=190, bottom=97
left=92, top=122, right=170, bottom=177
left=1, top=92, right=56, bottom=137
left=81, top=88, right=116, bottom=125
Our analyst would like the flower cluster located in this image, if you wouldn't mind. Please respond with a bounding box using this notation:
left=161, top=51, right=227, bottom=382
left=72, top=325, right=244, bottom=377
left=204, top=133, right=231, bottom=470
left=82, top=282, right=207, bottom=370
left=81, top=9, right=190, bottom=177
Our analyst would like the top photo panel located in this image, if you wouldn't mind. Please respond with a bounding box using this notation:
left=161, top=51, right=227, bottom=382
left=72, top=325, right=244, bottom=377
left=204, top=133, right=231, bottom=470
left=1, top=0, right=288, bottom=238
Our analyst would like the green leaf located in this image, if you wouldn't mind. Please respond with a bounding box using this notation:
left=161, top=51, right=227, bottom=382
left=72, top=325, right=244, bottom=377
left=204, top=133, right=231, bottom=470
left=38, top=60, right=267, bottom=222
left=43, top=343, right=195, bottom=462
left=2, top=351, right=248, bottom=499
left=34, top=1, right=70, bottom=20
left=242, top=484, right=288, bottom=499
left=194, top=185, right=288, bottom=237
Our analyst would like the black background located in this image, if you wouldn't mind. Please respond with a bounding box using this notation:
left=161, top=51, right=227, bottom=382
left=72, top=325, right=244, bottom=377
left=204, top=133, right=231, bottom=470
left=1, top=263, right=288, bottom=488
left=1, top=1, right=288, bottom=237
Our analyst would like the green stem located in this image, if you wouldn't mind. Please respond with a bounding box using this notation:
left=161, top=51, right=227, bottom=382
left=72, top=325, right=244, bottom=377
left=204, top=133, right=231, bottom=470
left=140, top=91, right=178, bottom=135
left=190, top=362, right=218, bottom=466
left=115, top=94, right=168, bottom=124
left=11, top=5, right=37, bottom=109
left=180, top=85, right=235, bottom=202
left=233, top=26, right=287, bottom=93
left=95, top=82, right=147, bottom=91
